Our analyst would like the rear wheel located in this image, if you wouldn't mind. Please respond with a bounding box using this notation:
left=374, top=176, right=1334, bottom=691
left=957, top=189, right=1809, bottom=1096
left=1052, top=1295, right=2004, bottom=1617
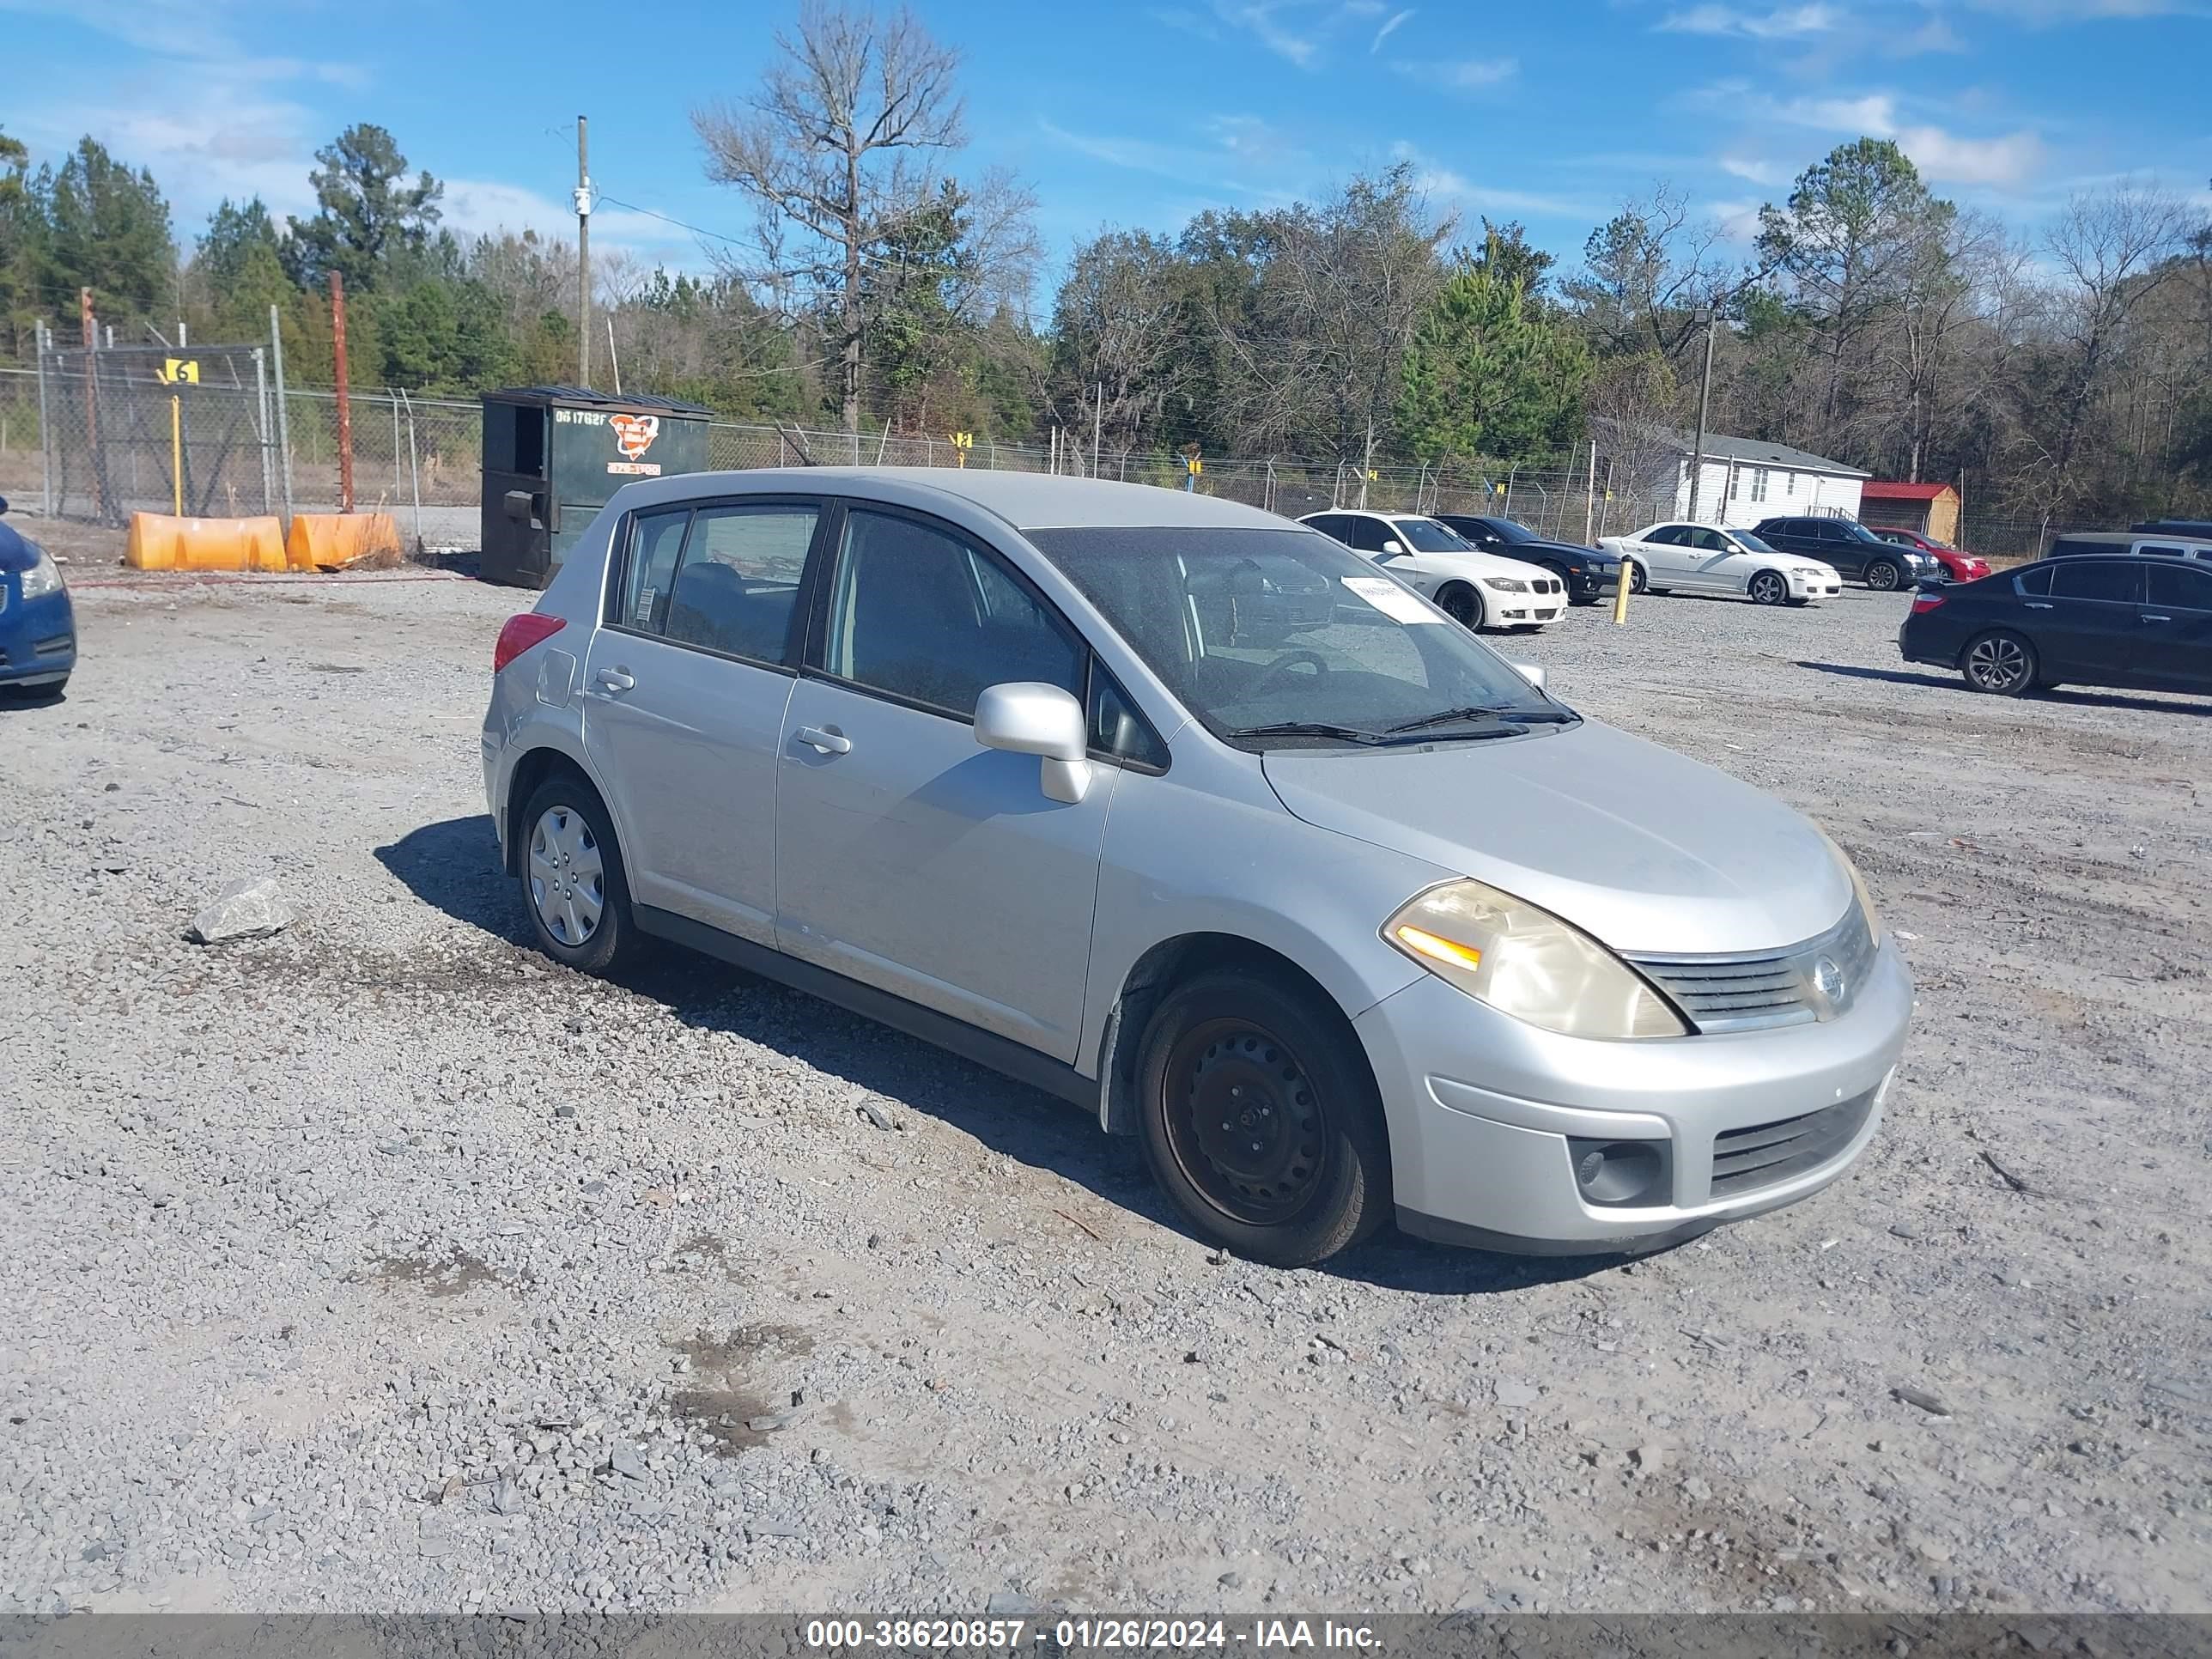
left=1960, top=630, right=2038, bottom=696
left=519, top=774, right=643, bottom=975
left=1437, top=582, right=1486, bottom=630
left=1137, top=969, right=1391, bottom=1267
left=1626, top=560, right=1650, bottom=595
left=1865, top=559, right=1905, bottom=592
left=1747, top=570, right=1790, bottom=605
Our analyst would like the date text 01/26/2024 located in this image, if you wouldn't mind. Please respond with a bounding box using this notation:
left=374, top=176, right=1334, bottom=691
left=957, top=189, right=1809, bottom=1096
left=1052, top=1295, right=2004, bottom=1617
left=803, top=1620, right=1381, bottom=1652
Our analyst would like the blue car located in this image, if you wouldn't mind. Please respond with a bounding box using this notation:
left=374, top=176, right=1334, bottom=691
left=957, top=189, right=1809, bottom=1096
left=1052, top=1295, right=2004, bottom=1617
left=0, top=495, right=76, bottom=697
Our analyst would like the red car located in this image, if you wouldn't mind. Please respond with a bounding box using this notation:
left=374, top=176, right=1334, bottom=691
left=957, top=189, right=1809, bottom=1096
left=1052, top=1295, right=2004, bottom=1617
left=1877, top=528, right=1990, bottom=582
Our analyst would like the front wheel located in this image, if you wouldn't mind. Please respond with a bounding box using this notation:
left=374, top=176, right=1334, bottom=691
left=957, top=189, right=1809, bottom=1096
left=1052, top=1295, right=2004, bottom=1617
left=1137, top=969, right=1392, bottom=1267
left=519, top=775, right=643, bottom=975
left=1865, top=559, right=1905, bottom=592
left=1960, top=630, right=2038, bottom=696
left=1747, top=570, right=1790, bottom=605
left=1438, top=583, right=1486, bottom=630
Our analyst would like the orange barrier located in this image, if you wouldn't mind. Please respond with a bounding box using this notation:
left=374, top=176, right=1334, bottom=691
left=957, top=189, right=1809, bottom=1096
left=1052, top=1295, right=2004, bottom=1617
left=125, top=513, right=290, bottom=573
left=285, top=512, right=403, bottom=571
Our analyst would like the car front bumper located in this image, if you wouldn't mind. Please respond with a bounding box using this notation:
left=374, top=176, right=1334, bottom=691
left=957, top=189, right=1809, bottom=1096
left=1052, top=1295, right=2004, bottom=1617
left=1786, top=574, right=1842, bottom=599
left=1354, top=935, right=1911, bottom=1253
left=0, top=588, right=77, bottom=685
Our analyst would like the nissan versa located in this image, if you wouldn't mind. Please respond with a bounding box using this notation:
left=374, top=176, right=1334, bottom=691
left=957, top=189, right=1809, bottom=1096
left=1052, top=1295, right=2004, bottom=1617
left=483, top=471, right=1911, bottom=1266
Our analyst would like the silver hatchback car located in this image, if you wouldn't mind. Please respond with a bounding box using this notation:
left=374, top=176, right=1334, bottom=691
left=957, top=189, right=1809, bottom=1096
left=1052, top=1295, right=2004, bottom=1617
left=484, top=469, right=1911, bottom=1266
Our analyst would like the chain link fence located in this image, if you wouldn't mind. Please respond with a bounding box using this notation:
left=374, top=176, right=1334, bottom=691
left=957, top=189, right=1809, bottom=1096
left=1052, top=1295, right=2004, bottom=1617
left=0, top=357, right=1832, bottom=553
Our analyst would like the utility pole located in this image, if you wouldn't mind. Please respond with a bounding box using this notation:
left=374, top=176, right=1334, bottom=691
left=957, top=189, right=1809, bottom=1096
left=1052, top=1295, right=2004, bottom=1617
left=1583, top=438, right=1597, bottom=544
left=80, top=287, right=105, bottom=520
left=1686, top=312, right=1717, bottom=523
left=331, top=270, right=355, bottom=514
left=575, top=116, right=592, bottom=388
left=1091, top=383, right=1103, bottom=479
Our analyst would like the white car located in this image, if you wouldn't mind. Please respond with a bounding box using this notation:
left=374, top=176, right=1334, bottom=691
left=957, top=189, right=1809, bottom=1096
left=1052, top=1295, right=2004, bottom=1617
left=1299, top=510, right=1566, bottom=629
left=1601, top=522, right=1843, bottom=605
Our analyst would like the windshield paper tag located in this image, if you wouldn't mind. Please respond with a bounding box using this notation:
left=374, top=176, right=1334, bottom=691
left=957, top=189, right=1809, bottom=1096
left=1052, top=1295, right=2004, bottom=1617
left=1340, top=575, right=1438, bottom=623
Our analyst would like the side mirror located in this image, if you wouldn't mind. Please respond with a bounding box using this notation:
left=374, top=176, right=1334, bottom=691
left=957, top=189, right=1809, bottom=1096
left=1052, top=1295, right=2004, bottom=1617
left=1511, top=662, right=1547, bottom=691
left=1380, top=540, right=1404, bottom=556
left=974, top=681, right=1090, bottom=805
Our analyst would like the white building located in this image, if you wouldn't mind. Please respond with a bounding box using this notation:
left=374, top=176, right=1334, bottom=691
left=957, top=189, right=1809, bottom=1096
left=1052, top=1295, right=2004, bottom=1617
left=1659, top=429, right=1868, bottom=529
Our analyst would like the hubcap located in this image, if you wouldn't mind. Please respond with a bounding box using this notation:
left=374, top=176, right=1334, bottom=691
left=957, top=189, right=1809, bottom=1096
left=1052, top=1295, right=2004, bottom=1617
left=527, top=805, right=606, bottom=945
left=1164, top=1021, right=1327, bottom=1225
left=1967, top=636, right=2026, bottom=690
left=1869, top=563, right=1899, bottom=590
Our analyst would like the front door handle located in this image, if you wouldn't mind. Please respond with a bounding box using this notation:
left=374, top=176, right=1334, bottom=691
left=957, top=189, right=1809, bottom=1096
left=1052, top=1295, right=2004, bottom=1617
left=2023, top=602, right=2053, bottom=611
left=596, top=667, right=635, bottom=692
left=796, top=725, right=851, bottom=755
left=2142, top=614, right=2172, bottom=623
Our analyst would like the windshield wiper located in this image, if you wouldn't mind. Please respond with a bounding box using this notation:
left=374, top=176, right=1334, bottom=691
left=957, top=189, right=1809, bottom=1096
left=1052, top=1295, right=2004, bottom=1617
left=1225, top=720, right=1391, bottom=745
left=1383, top=704, right=1570, bottom=735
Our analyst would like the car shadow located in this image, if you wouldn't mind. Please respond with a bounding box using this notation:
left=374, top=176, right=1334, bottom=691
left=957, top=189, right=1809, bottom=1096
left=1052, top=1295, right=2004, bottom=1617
left=377, top=813, right=1621, bottom=1293
left=1796, top=659, right=2212, bottom=716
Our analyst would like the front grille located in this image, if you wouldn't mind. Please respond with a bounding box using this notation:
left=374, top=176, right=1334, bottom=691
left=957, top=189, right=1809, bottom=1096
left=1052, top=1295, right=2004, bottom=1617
left=1710, top=1086, right=1878, bottom=1197
left=1627, top=898, right=1876, bottom=1034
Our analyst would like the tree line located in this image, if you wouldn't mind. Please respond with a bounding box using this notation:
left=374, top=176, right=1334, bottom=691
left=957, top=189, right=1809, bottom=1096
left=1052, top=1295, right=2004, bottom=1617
left=3, top=1, right=2209, bottom=529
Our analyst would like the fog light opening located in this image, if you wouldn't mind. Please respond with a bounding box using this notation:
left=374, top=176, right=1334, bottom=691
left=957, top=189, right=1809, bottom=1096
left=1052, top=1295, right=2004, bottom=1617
left=1567, top=1139, right=1669, bottom=1207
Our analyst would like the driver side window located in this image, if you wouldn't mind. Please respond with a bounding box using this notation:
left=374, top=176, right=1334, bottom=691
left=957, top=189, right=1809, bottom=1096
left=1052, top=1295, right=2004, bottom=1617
left=1646, top=526, right=1687, bottom=546
left=1692, top=528, right=1732, bottom=553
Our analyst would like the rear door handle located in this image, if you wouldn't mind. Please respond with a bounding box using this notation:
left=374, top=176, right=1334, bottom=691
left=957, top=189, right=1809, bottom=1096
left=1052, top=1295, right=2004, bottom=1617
left=796, top=725, right=851, bottom=755
left=2142, top=614, right=2172, bottom=623
left=596, top=668, right=635, bottom=692
left=2023, top=602, right=2053, bottom=611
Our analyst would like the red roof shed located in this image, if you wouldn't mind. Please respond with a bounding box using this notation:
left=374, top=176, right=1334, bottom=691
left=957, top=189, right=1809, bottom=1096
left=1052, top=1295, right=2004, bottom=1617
left=1860, top=481, right=1960, bottom=544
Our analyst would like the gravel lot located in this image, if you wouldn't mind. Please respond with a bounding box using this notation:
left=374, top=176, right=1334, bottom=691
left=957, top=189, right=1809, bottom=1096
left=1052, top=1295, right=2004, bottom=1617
left=3, top=534, right=2208, bottom=1618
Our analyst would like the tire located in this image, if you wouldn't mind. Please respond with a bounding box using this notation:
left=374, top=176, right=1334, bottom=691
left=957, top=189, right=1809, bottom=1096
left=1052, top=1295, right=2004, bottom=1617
left=1437, top=582, right=1486, bottom=630
left=1136, top=968, right=1392, bottom=1267
left=1626, top=560, right=1650, bottom=595
left=1960, top=629, right=2039, bottom=697
left=517, top=772, right=643, bottom=975
left=1540, top=563, right=1578, bottom=605
left=1784, top=596, right=1812, bottom=608
left=1865, top=559, right=1905, bottom=592
left=1747, top=570, right=1790, bottom=606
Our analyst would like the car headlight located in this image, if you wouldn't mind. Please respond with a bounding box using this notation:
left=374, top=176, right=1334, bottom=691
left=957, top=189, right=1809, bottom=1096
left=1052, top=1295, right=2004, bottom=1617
left=1792, top=566, right=1823, bottom=579
left=1813, top=827, right=1883, bottom=948
left=1384, top=878, right=1688, bottom=1040
left=18, top=546, right=64, bottom=600
left=1482, top=577, right=1528, bottom=592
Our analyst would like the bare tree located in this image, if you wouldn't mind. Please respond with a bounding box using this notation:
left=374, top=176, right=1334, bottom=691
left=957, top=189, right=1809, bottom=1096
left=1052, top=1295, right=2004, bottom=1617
left=1053, top=228, right=1189, bottom=458
left=1563, top=185, right=1742, bottom=368
left=693, top=3, right=966, bottom=432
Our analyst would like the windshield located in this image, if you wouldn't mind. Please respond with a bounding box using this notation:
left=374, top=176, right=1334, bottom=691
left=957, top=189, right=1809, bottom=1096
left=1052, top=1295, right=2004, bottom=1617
left=1030, top=526, right=1573, bottom=750
left=1480, top=518, right=1540, bottom=544
left=1389, top=518, right=1474, bottom=553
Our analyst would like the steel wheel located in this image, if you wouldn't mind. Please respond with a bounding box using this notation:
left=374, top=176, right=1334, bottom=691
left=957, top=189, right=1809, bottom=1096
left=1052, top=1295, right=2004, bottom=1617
left=1866, top=559, right=1903, bottom=592
left=528, top=804, right=606, bottom=946
left=1162, top=1018, right=1329, bottom=1228
left=1962, top=631, right=2035, bottom=696
left=1748, top=570, right=1789, bottom=605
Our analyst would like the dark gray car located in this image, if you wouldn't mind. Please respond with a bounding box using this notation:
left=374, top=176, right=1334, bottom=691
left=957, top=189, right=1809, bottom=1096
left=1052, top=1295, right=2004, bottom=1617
left=1753, top=516, right=1937, bottom=591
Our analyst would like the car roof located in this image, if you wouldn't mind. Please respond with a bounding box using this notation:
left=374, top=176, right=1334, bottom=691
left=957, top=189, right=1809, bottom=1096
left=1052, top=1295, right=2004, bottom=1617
left=614, top=465, right=1290, bottom=532
left=2057, top=529, right=2212, bottom=548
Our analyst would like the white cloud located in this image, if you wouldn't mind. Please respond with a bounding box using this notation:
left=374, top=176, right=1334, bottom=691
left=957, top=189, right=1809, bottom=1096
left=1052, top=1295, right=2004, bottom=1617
left=1963, top=0, right=2191, bottom=17
left=1891, top=15, right=1966, bottom=51
left=1720, top=155, right=1787, bottom=185
left=1211, top=0, right=1321, bottom=65
left=1392, top=146, right=1604, bottom=222
left=1658, top=3, right=1840, bottom=37
left=1395, top=56, right=1519, bottom=90
left=1038, top=117, right=1308, bottom=204
left=1893, top=125, right=2046, bottom=187
left=1370, top=5, right=1415, bottom=48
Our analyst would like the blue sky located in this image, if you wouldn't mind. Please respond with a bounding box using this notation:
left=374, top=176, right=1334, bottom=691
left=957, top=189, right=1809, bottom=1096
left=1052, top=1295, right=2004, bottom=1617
left=4, top=0, right=2208, bottom=301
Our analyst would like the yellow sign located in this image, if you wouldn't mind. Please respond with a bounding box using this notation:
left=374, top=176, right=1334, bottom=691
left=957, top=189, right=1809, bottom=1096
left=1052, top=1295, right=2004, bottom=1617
left=159, top=358, right=200, bottom=386
left=1187, top=455, right=1203, bottom=476
left=951, top=431, right=973, bottom=468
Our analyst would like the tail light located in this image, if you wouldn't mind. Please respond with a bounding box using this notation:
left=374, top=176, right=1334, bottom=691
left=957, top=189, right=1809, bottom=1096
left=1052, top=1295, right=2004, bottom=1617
left=1910, top=592, right=1947, bottom=616
left=494, top=612, right=566, bottom=672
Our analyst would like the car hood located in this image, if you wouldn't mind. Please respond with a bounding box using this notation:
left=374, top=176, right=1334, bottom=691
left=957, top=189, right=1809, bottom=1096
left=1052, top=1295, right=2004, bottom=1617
left=1401, top=547, right=1559, bottom=582
left=1261, top=720, right=1851, bottom=955
left=0, top=520, right=36, bottom=573
left=1506, top=537, right=1612, bottom=563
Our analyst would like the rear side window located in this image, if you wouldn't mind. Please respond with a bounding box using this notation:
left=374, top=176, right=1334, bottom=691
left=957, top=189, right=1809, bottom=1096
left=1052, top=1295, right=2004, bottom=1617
left=664, top=504, right=817, bottom=663
left=1304, top=515, right=1351, bottom=544
left=2148, top=563, right=2212, bottom=611
left=619, top=508, right=691, bottom=632
left=2051, top=562, right=2142, bottom=604
left=1645, top=526, right=1688, bottom=545
left=2136, top=543, right=2188, bottom=559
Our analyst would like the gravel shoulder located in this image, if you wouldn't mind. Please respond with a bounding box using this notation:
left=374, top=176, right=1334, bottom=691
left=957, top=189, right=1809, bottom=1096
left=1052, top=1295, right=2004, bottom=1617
left=3, top=561, right=2207, bottom=1617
